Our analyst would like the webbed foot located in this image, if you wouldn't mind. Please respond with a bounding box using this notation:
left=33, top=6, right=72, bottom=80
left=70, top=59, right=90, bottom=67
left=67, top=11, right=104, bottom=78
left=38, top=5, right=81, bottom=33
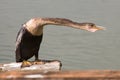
left=21, top=60, right=32, bottom=68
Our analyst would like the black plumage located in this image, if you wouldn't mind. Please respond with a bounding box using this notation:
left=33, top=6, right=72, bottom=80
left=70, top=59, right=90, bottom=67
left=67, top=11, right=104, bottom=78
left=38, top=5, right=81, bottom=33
left=15, top=27, right=43, bottom=62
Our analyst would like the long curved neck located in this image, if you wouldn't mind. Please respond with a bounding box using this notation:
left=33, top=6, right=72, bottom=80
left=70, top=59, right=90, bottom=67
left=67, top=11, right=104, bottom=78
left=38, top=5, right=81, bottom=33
left=24, top=18, right=103, bottom=35
left=42, top=18, right=85, bottom=29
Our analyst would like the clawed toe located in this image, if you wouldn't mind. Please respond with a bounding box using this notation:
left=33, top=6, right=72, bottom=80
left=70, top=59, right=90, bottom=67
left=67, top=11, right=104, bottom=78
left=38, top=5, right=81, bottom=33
left=35, top=59, right=42, bottom=62
left=21, top=60, right=32, bottom=68
left=34, top=59, right=45, bottom=65
left=20, top=59, right=45, bottom=68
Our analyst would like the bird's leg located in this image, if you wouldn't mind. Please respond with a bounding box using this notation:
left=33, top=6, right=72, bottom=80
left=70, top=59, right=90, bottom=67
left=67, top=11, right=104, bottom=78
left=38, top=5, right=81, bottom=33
left=34, top=53, right=45, bottom=64
left=21, top=60, right=32, bottom=68
left=34, top=53, right=41, bottom=61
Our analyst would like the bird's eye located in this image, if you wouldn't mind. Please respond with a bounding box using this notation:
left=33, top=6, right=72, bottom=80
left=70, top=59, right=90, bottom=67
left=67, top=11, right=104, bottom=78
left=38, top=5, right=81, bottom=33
left=90, top=24, right=94, bottom=27
left=88, top=23, right=95, bottom=29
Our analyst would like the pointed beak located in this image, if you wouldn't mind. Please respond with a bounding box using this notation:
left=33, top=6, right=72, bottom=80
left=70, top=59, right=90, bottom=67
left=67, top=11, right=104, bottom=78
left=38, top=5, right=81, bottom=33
left=96, top=25, right=106, bottom=30
left=88, top=25, right=105, bottom=32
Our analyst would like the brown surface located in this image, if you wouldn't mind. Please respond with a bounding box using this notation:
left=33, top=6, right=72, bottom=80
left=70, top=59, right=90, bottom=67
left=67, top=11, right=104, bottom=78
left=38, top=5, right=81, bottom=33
left=0, top=70, right=120, bottom=80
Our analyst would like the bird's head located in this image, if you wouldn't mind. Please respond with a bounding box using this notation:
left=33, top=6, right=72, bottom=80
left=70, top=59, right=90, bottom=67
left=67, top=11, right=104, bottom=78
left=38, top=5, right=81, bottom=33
left=81, top=23, right=105, bottom=32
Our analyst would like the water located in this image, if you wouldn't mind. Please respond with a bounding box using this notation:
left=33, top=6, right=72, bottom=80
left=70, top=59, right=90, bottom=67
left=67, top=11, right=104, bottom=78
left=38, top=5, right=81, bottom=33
left=0, top=0, right=120, bottom=70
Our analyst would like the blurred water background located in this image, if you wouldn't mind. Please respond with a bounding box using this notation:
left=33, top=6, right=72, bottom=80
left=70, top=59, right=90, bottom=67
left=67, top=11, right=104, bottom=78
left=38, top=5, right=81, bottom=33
left=0, top=0, right=120, bottom=70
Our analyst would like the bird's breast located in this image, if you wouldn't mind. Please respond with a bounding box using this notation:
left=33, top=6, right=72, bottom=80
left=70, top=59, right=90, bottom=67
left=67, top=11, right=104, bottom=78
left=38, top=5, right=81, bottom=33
left=23, top=24, right=43, bottom=36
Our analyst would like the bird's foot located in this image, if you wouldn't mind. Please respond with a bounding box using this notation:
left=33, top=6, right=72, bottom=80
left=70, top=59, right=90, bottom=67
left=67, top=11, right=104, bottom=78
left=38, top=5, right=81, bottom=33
left=35, top=59, right=42, bottom=62
left=21, top=60, right=32, bottom=68
left=33, top=59, right=45, bottom=65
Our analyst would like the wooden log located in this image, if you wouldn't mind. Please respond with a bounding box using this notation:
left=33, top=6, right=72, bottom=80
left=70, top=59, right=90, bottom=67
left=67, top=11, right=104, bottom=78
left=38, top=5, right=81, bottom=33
left=0, top=61, right=120, bottom=79
left=0, top=60, right=62, bottom=71
left=0, top=70, right=120, bottom=80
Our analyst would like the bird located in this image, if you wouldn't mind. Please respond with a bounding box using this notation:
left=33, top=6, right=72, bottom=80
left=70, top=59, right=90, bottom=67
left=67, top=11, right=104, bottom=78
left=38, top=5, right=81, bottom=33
left=15, top=17, right=105, bottom=67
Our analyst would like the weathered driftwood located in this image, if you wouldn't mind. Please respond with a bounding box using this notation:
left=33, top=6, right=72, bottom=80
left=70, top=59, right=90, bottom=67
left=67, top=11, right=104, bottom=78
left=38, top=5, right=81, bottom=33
left=0, top=61, right=120, bottom=80
left=0, top=70, right=120, bottom=80
left=0, top=60, right=62, bottom=71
